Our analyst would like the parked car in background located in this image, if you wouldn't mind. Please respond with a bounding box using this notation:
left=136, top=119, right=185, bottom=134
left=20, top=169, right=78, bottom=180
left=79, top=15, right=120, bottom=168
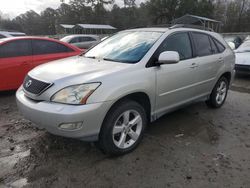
left=0, top=37, right=82, bottom=91
left=224, top=36, right=243, bottom=49
left=0, top=30, right=26, bottom=38
left=234, top=40, right=250, bottom=74
left=17, top=27, right=235, bottom=155
left=60, top=35, right=100, bottom=49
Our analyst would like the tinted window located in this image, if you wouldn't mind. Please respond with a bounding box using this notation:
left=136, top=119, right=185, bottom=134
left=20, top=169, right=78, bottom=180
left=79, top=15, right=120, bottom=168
left=213, top=39, right=225, bottom=53
left=0, top=39, right=32, bottom=58
left=192, top=32, right=213, bottom=57
left=157, top=32, right=192, bottom=60
left=80, top=37, right=96, bottom=42
left=32, top=39, right=74, bottom=55
left=209, top=37, right=218, bottom=54
left=69, top=37, right=79, bottom=43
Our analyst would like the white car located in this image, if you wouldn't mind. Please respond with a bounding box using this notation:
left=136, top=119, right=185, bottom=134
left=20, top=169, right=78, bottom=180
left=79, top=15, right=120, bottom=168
left=60, top=35, right=100, bottom=49
left=0, top=31, right=26, bottom=38
left=235, top=41, right=250, bottom=74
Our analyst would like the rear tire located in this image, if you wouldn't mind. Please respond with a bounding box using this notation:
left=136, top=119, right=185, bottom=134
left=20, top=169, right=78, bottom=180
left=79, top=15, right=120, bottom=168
left=98, top=100, right=147, bottom=156
left=206, top=77, right=229, bottom=108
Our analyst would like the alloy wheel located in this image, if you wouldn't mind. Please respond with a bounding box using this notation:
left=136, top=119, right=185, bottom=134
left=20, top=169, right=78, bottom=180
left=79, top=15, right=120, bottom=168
left=112, top=110, right=142, bottom=149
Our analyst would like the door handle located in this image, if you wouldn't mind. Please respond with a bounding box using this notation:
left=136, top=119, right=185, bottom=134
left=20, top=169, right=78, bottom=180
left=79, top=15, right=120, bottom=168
left=190, top=63, right=198, bottom=69
left=218, top=57, right=224, bottom=63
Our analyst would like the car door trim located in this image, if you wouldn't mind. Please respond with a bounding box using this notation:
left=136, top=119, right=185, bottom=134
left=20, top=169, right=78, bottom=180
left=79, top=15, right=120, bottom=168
left=159, top=77, right=215, bottom=97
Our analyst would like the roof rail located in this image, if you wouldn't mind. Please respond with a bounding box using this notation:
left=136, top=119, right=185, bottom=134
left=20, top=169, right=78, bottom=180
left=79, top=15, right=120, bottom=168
left=170, top=24, right=214, bottom=32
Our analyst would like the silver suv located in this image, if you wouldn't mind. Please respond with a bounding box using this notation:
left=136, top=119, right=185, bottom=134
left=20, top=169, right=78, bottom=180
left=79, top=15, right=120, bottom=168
left=17, top=27, right=235, bottom=155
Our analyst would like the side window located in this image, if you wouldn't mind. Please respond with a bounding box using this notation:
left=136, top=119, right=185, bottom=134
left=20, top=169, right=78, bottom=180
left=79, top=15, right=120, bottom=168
left=209, top=37, right=218, bottom=54
left=0, top=39, right=32, bottom=58
left=86, top=37, right=96, bottom=42
left=79, top=37, right=87, bottom=42
left=213, top=39, right=225, bottom=53
left=157, top=32, right=192, bottom=60
left=32, top=39, right=74, bottom=55
left=70, top=37, right=79, bottom=44
left=192, top=32, right=213, bottom=57
left=79, top=37, right=95, bottom=42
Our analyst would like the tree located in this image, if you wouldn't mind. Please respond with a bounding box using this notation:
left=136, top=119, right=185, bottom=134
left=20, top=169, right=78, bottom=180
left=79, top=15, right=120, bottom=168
left=40, top=8, right=58, bottom=35
left=124, top=0, right=136, bottom=7
left=14, top=10, right=43, bottom=35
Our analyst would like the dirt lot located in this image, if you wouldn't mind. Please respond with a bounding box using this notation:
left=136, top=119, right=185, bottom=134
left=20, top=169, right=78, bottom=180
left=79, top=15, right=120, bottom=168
left=0, top=75, right=250, bottom=188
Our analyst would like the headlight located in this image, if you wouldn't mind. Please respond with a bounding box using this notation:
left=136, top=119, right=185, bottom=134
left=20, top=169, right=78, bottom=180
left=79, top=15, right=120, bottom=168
left=51, top=83, right=101, bottom=105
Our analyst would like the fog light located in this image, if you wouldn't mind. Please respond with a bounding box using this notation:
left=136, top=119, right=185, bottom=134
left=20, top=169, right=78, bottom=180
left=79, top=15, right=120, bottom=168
left=58, top=122, right=83, bottom=131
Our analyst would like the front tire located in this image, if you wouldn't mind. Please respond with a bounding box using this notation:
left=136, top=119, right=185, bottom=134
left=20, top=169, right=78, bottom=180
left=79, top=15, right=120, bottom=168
left=206, top=77, right=229, bottom=108
left=98, top=100, right=147, bottom=156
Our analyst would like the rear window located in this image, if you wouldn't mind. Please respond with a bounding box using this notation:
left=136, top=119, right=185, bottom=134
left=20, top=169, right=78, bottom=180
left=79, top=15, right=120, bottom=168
left=0, top=39, right=32, bottom=58
left=32, top=39, right=74, bottom=55
left=192, top=32, right=213, bottom=57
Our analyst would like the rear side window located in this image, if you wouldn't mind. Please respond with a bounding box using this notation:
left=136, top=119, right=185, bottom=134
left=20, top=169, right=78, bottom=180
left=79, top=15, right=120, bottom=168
left=0, top=39, right=32, bottom=58
left=213, top=39, right=225, bottom=53
left=192, top=32, right=213, bottom=57
left=157, top=32, right=192, bottom=60
left=32, top=39, right=74, bottom=55
left=209, top=37, right=219, bottom=54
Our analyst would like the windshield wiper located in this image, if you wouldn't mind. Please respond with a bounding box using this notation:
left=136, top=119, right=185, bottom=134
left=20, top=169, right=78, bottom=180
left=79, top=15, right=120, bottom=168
left=103, top=58, right=118, bottom=62
left=85, top=56, right=96, bottom=59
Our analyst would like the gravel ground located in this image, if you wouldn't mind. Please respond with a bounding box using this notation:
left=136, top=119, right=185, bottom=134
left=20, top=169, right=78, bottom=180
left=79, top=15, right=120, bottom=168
left=0, top=76, right=250, bottom=188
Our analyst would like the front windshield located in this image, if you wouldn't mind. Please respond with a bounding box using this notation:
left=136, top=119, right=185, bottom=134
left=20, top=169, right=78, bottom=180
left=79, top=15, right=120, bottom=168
left=84, top=31, right=163, bottom=64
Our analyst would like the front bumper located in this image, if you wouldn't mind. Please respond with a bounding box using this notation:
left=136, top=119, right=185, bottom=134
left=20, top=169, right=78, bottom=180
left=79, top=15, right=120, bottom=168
left=235, top=64, right=250, bottom=74
left=16, top=88, right=112, bottom=141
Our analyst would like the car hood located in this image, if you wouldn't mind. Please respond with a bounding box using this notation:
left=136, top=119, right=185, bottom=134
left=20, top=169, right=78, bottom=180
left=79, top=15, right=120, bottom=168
left=29, top=56, right=131, bottom=83
left=235, top=52, right=250, bottom=66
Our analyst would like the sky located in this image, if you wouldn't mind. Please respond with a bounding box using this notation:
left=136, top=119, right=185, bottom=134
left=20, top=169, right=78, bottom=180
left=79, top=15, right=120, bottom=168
left=0, top=0, right=145, bottom=19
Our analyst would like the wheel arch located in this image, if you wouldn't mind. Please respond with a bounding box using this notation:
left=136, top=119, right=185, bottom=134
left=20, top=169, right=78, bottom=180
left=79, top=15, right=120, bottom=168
left=220, top=72, right=232, bottom=83
left=110, top=92, right=151, bottom=122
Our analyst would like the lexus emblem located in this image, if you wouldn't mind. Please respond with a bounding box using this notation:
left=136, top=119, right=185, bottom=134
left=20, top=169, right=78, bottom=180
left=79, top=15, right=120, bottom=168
left=25, top=80, right=32, bottom=88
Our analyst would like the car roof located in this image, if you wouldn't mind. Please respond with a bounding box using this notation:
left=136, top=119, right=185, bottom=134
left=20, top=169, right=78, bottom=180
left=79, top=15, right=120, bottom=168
left=0, top=36, right=82, bottom=51
left=123, top=27, right=217, bottom=35
left=0, top=36, right=66, bottom=44
left=125, top=27, right=170, bottom=33
left=64, top=34, right=99, bottom=38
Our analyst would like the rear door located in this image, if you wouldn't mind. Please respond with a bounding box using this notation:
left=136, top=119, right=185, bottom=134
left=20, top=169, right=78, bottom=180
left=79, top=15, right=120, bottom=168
left=31, top=39, right=77, bottom=69
left=191, top=32, right=225, bottom=95
left=0, top=39, right=32, bottom=90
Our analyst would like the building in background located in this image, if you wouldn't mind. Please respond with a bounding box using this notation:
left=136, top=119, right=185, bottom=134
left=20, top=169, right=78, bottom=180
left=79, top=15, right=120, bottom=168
left=58, top=24, right=117, bottom=35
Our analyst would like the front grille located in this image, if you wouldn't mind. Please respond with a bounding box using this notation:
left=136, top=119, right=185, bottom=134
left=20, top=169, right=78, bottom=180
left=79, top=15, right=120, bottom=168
left=23, top=75, right=52, bottom=95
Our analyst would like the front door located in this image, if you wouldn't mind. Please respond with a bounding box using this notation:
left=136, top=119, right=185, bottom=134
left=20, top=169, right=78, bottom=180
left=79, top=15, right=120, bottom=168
left=154, top=32, right=200, bottom=116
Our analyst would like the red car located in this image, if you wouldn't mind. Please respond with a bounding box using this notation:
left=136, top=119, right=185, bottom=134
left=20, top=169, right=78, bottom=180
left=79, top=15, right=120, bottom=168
left=0, top=37, right=82, bottom=91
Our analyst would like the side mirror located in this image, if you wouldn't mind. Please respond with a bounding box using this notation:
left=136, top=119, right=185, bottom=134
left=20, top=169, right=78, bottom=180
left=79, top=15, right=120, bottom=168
left=157, top=51, right=180, bottom=65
